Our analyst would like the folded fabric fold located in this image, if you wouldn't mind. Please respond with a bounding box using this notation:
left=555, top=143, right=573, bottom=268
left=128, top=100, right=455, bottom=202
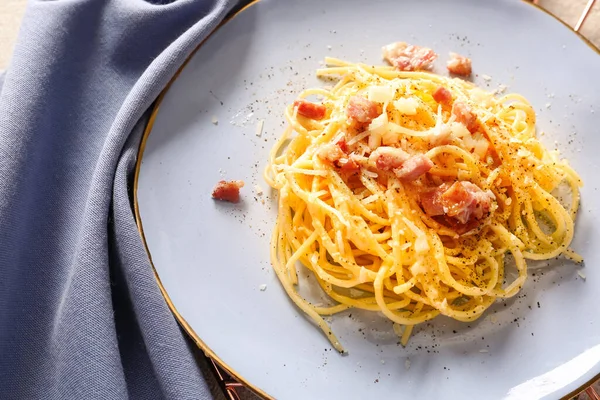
left=0, top=0, right=237, bottom=399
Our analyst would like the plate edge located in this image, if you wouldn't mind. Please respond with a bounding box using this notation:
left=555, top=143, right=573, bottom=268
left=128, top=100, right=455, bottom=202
left=132, top=1, right=600, bottom=399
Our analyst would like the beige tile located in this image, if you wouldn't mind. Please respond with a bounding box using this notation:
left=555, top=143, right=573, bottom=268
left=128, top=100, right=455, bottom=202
left=0, top=0, right=27, bottom=70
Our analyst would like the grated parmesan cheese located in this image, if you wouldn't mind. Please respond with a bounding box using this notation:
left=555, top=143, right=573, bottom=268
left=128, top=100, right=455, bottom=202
left=254, top=184, right=264, bottom=196
left=259, top=284, right=267, bottom=291
left=212, top=115, right=219, bottom=125
left=577, top=270, right=586, bottom=280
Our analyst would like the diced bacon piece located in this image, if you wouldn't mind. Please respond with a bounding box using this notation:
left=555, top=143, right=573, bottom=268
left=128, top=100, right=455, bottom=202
left=447, top=52, right=472, bottom=76
left=420, top=181, right=493, bottom=230
left=432, top=86, right=453, bottom=105
left=382, top=42, right=438, bottom=71
left=393, top=155, right=434, bottom=181
left=369, top=146, right=410, bottom=171
left=452, top=102, right=478, bottom=133
left=293, top=99, right=327, bottom=120
left=212, top=180, right=245, bottom=203
left=317, top=143, right=345, bottom=163
left=337, top=138, right=349, bottom=153
left=317, top=141, right=360, bottom=175
left=441, top=181, right=493, bottom=224
left=346, top=96, right=380, bottom=123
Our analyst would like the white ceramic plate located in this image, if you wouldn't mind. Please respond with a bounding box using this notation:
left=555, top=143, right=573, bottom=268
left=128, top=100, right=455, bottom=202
left=135, top=0, right=600, bottom=398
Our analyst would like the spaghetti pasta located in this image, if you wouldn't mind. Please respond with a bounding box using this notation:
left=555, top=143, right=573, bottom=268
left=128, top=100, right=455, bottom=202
left=264, top=55, right=582, bottom=353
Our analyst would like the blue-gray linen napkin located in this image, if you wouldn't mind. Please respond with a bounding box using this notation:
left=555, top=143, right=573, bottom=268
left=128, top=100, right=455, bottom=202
left=0, top=0, right=241, bottom=398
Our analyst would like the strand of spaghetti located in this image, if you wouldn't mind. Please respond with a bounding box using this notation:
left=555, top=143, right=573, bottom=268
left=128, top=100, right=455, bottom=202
left=374, top=264, right=440, bottom=325
left=285, top=230, right=319, bottom=284
left=317, top=280, right=412, bottom=311
left=564, top=248, right=584, bottom=263
left=523, top=182, right=573, bottom=260
left=270, top=219, right=345, bottom=352
left=400, top=302, right=424, bottom=346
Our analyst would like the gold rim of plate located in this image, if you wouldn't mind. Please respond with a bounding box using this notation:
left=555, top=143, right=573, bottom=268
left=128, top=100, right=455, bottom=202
left=132, top=1, right=600, bottom=399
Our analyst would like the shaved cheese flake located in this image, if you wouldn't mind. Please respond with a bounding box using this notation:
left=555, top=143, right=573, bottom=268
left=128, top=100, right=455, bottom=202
left=415, top=234, right=430, bottom=254
left=255, top=119, right=264, bottom=137
left=368, top=86, right=395, bottom=103
left=440, top=298, right=448, bottom=311
left=347, top=129, right=371, bottom=145
left=410, top=261, right=428, bottom=276
left=310, top=252, right=319, bottom=265
left=212, top=115, right=219, bottom=125
left=577, top=270, right=586, bottom=280
left=368, top=131, right=382, bottom=149
left=393, top=97, right=419, bottom=115
left=450, top=122, right=471, bottom=138
left=381, top=130, right=399, bottom=145
left=336, top=230, right=345, bottom=255
left=361, top=194, right=380, bottom=205
left=517, top=148, right=532, bottom=158
left=361, top=168, right=379, bottom=178
left=493, top=84, right=508, bottom=95
left=368, top=112, right=388, bottom=136
left=254, top=184, right=264, bottom=196
left=462, top=134, right=476, bottom=150
left=402, top=217, right=429, bottom=255
left=359, top=267, right=369, bottom=283
left=474, top=137, right=489, bottom=159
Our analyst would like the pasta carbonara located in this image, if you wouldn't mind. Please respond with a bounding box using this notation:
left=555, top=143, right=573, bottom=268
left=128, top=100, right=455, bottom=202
left=264, top=49, right=582, bottom=353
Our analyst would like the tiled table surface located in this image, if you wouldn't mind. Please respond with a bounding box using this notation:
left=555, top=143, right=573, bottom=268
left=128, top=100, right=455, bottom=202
left=1, top=1, right=598, bottom=400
